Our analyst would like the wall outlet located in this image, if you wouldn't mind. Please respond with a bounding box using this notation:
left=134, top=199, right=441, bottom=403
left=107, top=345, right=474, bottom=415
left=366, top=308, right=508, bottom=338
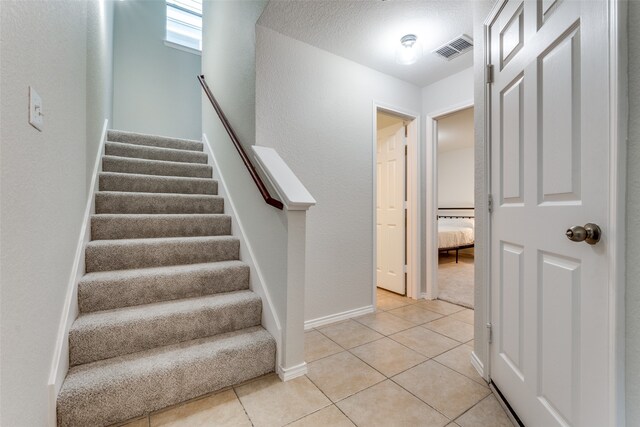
left=29, top=86, right=43, bottom=131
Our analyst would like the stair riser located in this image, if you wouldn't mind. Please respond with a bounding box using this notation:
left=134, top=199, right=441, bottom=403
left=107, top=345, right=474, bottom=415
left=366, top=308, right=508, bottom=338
left=70, top=296, right=262, bottom=366
left=78, top=263, right=250, bottom=313
left=85, top=238, right=240, bottom=272
left=58, top=328, right=275, bottom=427
left=95, top=192, right=224, bottom=214
left=99, top=173, right=218, bottom=195
left=91, top=215, right=231, bottom=240
left=102, top=156, right=212, bottom=178
left=105, top=142, right=208, bottom=164
left=107, top=130, right=204, bottom=152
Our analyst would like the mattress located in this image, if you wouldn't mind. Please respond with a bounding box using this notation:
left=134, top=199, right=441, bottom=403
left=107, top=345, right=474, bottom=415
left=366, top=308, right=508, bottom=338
left=438, top=218, right=475, bottom=249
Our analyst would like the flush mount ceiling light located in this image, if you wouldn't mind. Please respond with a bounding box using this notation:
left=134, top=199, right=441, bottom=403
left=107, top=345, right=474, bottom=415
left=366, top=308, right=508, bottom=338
left=395, top=34, right=422, bottom=65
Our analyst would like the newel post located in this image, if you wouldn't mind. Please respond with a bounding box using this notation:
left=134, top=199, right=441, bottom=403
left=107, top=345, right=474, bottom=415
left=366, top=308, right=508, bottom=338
left=250, top=146, right=316, bottom=381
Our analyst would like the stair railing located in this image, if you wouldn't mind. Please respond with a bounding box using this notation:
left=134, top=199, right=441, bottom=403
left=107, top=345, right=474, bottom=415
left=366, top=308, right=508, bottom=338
left=197, top=74, right=284, bottom=210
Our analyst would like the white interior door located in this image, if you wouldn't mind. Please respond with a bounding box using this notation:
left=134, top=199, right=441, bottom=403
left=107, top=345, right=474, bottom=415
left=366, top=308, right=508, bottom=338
left=377, top=124, right=406, bottom=294
left=489, top=0, right=611, bottom=425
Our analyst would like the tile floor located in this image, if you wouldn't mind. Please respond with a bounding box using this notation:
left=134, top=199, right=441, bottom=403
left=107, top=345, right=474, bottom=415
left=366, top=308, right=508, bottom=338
left=117, top=290, right=514, bottom=427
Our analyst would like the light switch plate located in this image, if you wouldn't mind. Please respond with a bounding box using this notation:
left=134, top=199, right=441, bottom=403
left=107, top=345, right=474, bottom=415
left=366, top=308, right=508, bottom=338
left=29, top=86, right=43, bottom=131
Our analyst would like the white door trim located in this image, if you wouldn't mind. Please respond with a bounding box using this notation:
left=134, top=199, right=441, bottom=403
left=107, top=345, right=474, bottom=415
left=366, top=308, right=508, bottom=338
left=480, top=0, right=627, bottom=423
left=424, top=100, right=474, bottom=301
left=372, top=101, right=420, bottom=303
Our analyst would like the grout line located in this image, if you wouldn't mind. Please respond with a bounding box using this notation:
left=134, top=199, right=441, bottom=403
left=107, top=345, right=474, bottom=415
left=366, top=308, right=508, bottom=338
left=232, top=387, right=255, bottom=427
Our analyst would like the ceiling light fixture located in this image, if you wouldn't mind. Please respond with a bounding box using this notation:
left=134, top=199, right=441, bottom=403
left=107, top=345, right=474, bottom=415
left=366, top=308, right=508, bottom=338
left=396, top=34, right=421, bottom=65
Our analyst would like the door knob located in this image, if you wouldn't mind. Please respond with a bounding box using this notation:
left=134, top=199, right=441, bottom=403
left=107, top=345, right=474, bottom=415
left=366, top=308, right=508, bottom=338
left=565, top=223, right=601, bottom=245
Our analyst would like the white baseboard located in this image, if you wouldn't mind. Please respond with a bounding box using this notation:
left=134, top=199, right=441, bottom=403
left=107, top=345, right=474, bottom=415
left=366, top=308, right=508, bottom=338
left=202, top=133, right=283, bottom=368
left=277, top=362, right=308, bottom=382
left=304, top=305, right=375, bottom=330
left=470, top=350, right=485, bottom=380
left=47, top=119, right=109, bottom=427
left=420, top=292, right=433, bottom=300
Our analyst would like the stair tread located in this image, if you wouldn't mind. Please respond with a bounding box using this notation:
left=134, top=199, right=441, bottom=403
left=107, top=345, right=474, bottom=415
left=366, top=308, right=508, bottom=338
left=72, top=289, right=259, bottom=329
left=102, top=155, right=212, bottom=178
left=58, top=326, right=275, bottom=426
left=80, top=260, right=245, bottom=282
left=86, top=234, right=238, bottom=248
left=69, top=290, right=262, bottom=365
left=105, top=141, right=208, bottom=164
left=99, top=171, right=216, bottom=183
left=106, top=141, right=206, bottom=157
left=107, top=129, right=203, bottom=152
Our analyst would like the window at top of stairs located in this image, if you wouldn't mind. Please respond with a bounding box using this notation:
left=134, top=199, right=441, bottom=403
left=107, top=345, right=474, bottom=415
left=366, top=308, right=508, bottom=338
left=165, top=0, right=202, bottom=54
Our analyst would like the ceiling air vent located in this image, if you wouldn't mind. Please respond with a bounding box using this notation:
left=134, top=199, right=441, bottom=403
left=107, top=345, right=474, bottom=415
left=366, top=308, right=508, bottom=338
left=433, top=35, right=474, bottom=61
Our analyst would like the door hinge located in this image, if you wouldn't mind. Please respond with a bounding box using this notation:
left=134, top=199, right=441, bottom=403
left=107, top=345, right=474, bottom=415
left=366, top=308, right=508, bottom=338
left=486, top=64, right=494, bottom=84
left=403, top=200, right=408, bottom=210
left=403, top=264, right=408, bottom=273
left=488, top=194, right=494, bottom=213
left=486, top=322, right=493, bottom=344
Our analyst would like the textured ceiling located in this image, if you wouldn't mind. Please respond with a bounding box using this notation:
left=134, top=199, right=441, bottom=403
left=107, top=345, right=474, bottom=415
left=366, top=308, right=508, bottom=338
left=258, top=0, right=474, bottom=87
left=437, top=107, right=474, bottom=152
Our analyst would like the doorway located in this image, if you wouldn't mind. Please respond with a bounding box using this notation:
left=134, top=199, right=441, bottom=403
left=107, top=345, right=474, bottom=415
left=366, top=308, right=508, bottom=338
left=435, top=107, right=475, bottom=309
left=375, top=108, right=418, bottom=296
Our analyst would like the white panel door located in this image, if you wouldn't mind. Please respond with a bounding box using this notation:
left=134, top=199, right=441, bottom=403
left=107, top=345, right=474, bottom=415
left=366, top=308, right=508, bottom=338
left=489, top=0, right=611, bottom=425
left=377, top=124, right=406, bottom=294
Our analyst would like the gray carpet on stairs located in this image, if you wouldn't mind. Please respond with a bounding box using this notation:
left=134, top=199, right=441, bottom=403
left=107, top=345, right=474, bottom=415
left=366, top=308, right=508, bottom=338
left=57, top=129, right=275, bottom=427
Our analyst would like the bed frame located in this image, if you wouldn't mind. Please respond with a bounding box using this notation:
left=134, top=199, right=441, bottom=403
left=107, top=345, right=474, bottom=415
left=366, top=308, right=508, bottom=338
left=438, top=207, right=475, bottom=263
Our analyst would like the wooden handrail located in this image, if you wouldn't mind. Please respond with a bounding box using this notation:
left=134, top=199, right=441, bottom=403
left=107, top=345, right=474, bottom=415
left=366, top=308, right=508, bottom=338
left=198, top=75, right=283, bottom=210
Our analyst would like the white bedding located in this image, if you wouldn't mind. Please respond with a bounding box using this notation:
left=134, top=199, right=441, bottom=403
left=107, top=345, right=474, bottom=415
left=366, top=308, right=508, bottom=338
left=438, top=218, right=474, bottom=249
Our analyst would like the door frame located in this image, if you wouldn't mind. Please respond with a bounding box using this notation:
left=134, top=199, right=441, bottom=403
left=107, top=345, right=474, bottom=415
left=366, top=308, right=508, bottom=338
left=372, top=101, right=420, bottom=303
left=424, top=101, right=474, bottom=302
left=481, top=0, right=628, bottom=423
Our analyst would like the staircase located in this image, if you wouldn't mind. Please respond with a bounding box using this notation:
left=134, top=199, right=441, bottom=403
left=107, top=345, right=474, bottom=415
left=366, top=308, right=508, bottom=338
left=57, top=130, right=276, bottom=427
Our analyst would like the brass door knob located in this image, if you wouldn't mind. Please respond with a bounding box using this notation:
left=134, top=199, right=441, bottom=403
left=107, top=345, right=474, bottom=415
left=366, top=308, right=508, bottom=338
left=566, top=223, right=601, bottom=245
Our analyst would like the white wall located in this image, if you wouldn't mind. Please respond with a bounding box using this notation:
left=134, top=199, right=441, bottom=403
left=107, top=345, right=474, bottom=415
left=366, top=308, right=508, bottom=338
left=438, top=147, right=474, bottom=207
left=256, top=25, right=422, bottom=322
left=626, top=1, right=640, bottom=423
left=87, top=0, right=114, bottom=184
left=0, top=1, right=114, bottom=424
left=113, top=0, right=201, bottom=140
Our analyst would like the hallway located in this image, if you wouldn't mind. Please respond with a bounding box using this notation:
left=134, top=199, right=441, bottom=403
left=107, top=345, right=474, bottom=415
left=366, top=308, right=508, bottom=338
left=116, top=290, right=512, bottom=427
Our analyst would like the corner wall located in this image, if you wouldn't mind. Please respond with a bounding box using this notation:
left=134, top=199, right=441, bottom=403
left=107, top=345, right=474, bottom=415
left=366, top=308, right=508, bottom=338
left=626, top=1, right=640, bottom=423
left=112, top=0, right=201, bottom=140
left=256, top=26, right=422, bottom=322
left=0, top=1, right=114, bottom=424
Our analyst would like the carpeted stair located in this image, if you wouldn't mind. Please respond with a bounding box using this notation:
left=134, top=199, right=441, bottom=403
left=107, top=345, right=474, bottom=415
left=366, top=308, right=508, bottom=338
left=57, top=130, right=276, bottom=427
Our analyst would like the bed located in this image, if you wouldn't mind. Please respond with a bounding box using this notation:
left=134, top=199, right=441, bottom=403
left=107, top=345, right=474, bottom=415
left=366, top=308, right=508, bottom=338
left=438, top=209, right=475, bottom=263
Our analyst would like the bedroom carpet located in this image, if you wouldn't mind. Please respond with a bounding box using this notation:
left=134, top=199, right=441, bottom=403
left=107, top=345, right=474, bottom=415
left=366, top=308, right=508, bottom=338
left=56, top=130, right=276, bottom=427
left=438, top=254, right=474, bottom=309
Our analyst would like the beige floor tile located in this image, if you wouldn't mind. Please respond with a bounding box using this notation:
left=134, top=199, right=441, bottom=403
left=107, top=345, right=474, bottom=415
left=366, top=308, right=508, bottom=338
left=451, top=309, right=475, bottom=325
left=434, top=345, right=487, bottom=386
left=418, top=299, right=466, bottom=315
left=376, top=296, right=411, bottom=311
left=388, top=305, right=444, bottom=325
left=455, top=395, right=514, bottom=427
left=307, top=351, right=385, bottom=402
left=305, top=330, right=343, bottom=362
left=466, top=340, right=474, bottom=348
left=350, top=337, right=427, bottom=377
left=235, top=374, right=330, bottom=427
left=389, top=326, right=459, bottom=358
left=446, top=423, right=461, bottom=427
left=318, top=320, right=383, bottom=349
left=150, top=389, right=250, bottom=427
left=287, top=405, right=355, bottom=427
left=118, top=417, right=149, bottom=427
left=393, top=361, right=490, bottom=419
left=337, top=380, right=449, bottom=427
left=354, top=312, right=415, bottom=335
left=423, top=317, right=474, bottom=343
